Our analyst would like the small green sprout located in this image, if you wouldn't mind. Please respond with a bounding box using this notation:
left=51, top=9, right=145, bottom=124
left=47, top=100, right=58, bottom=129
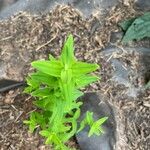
left=24, top=34, right=107, bottom=150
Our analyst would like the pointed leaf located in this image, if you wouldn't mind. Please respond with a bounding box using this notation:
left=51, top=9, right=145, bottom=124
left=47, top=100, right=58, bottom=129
left=61, top=69, right=72, bottom=84
left=145, top=80, right=150, bottom=89
left=88, top=117, right=108, bottom=137
left=73, top=109, right=80, bottom=119
left=94, top=117, right=108, bottom=126
left=40, top=130, right=50, bottom=137
left=61, top=34, right=75, bottom=67
left=86, top=111, right=94, bottom=125
left=24, top=77, right=39, bottom=93
left=59, top=80, right=74, bottom=103
left=75, top=75, right=100, bottom=88
left=119, top=18, right=136, bottom=31
left=23, top=120, right=30, bottom=124
left=72, top=61, right=99, bottom=76
left=31, top=71, right=57, bottom=87
left=122, top=12, right=150, bottom=43
left=31, top=60, right=62, bottom=77
left=78, top=111, right=94, bottom=133
left=72, top=89, right=83, bottom=101
left=31, top=88, right=51, bottom=97
left=24, top=112, right=37, bottom=133
left=49, top=54, right=56, bottom=61
left=45, top=136, right=52, bottom=145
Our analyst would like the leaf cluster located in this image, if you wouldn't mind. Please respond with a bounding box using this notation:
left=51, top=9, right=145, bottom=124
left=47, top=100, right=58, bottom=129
left=24, top=34, right=107, bottom=150
left=119, top=12, right=150, bottom=43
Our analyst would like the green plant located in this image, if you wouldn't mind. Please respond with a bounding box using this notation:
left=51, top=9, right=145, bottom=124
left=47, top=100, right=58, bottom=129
left=119, top=12, right=150, bottom=43
left=145, top=80, right=150, bottom=89
left=24, top=34, right=108, bottom=150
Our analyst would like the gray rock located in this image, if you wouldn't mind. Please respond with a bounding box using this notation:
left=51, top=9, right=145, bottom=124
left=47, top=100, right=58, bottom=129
left=0, top=0, right=119, bottom=19
left=76, top=93, right=116, bottom=150
left=135, top=0, right=150, bottom=11
left=101, top=47, right=150, bottom=97
left=0, top=0, right=18, bottom=11
left=73, top=0, right=119, bottom=17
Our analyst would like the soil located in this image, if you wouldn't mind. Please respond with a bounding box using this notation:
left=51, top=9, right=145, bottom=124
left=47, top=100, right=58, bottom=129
left=0, top=3, right=150, bottom=150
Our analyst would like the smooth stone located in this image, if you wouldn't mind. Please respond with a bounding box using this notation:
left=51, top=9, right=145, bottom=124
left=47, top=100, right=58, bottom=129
left=134, top=0, right=150, bottom=11
left=0, top=0, right=119, bottom=19
left=0, top=0, right=17, bottom=12
left=101, top=47, right=150, bottom=97
left=73, top=0, right=119, bottom=17
left=76, top=93, right=116, bottom=150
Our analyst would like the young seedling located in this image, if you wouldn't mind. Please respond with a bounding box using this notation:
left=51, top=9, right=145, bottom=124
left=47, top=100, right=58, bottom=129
left=24, top=34, right=108, bottom=150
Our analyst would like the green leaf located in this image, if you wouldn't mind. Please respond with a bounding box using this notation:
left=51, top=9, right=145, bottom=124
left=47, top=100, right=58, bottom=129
left=24, top=77, right=39, bottom=93
left=58, top=124, right=71, bottom=133
left=59, top=80, right=74, bottom=104
left=75, top=75, right=100, bottom=88
left=88, top=117, right=108, bottom=137
left=72, top=89, right=83, bottom=101
left=31, top=88, right=51, bottom=97
left=24, top=86, right=34, bottom=94
left=145, top=81, right=150, bottom=89
left=49, top=54, right=56, bottom=61
left=119, top=18, right=136, bottom=31
left=31, top=60, right=62, bottom=77
left=55, top=144, right=70, bottom=150
left=72, top=61, right=99, bottom=76
left=61, top=34, right=75, bottom=67
left=24, top=112, right=37, bottom=132
left=73, top=108, right=80, bottom=120
left=70, top=102, right=83, bottom=111
left=48, top=100, right=65, bottom=131
left=45, top=136, right=52, bottom=145
left=33, top=97, right=54, bottom=111
left=61, top=69, right=72, bottom=84
left=30, top=71, right=57, bottom=87
left=77, top=119, right=86, bottom=133
left=121, top=12, right=150, bottom=43
left=40, top=130, right=50, bottom=137
left=34, top=112, right=46, bottom=129
left=86, top=111, right=94, bottom=125
left=77, top=111, right=94, bottom=133
left=61, top=118, right=77, bottom=142
left=33, top=98, right=47, bottom=108
left=26, top=77, right=39, bottom=87
left=40, top=131, right=65, bottom=148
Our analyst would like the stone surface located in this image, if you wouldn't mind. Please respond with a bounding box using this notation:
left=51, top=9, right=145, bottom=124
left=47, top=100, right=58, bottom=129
left=76, top=93, right=116, bottom=150
left=135, top=0, right=150, bottom=11
left=0, top=0, right=119, bottom=19
left=0, top=0, right=18, bottom=11
left=73, top=0, right=119, bottom=17
left=101, top=47, right=150, bottom=97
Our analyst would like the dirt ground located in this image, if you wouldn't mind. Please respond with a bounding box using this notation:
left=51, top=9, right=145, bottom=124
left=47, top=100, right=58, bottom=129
left=0, top=3, right=150, bottom=150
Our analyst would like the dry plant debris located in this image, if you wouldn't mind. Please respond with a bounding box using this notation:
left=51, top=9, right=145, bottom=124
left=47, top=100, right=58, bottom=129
left=100, top=49, right=150, bottom=150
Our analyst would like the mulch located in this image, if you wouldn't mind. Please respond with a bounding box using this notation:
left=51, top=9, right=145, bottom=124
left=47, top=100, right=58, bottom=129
left=0, top=3, right=149, bottom=150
